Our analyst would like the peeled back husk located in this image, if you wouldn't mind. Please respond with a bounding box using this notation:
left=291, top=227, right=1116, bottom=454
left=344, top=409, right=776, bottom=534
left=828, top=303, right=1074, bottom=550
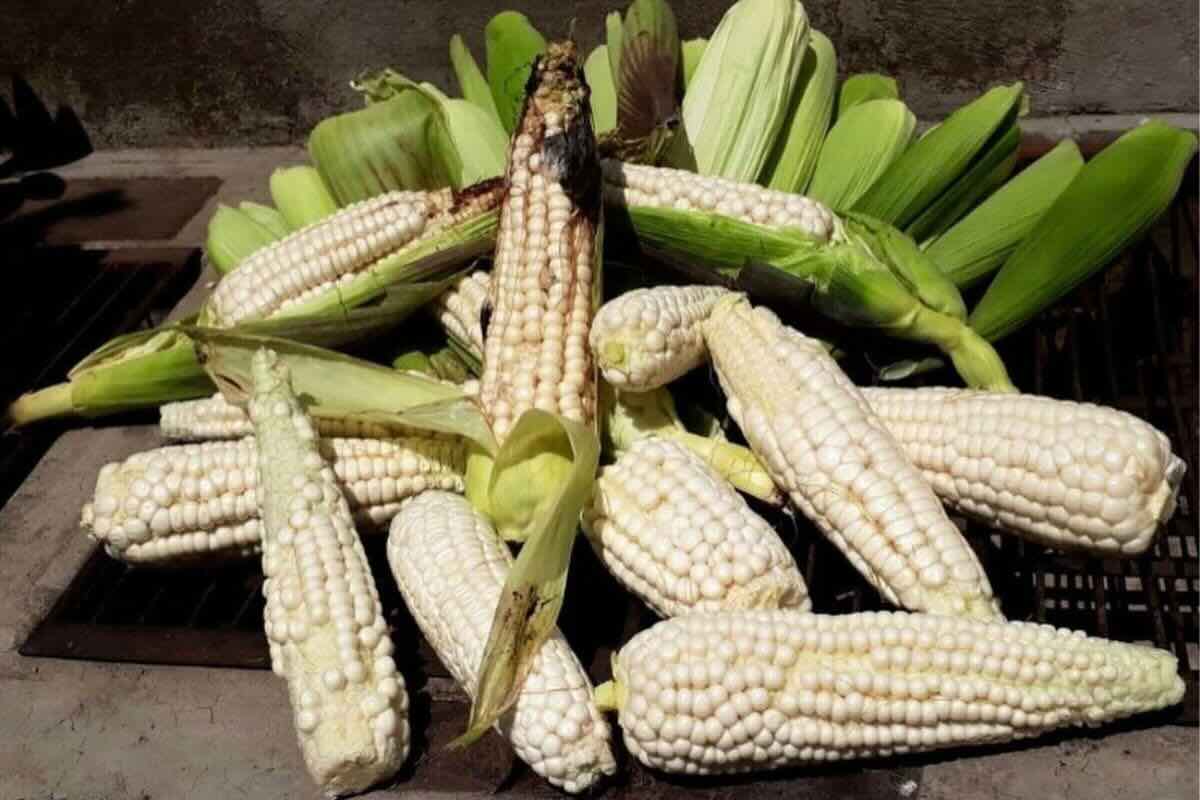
left=970, top=121, right=1198, bottom=342
left=807, top=98, right=916, bottom=212
left=678, top=0, right=810, bottom=182
left=905, top=121, right=1021, bottom=244
left=927, top=139, right=1084, bottom=288
left=836, top=72, right=899, bottom=116
left=680, top=38, right=706, bottom=90
left=853, top=83, right=1025, bottom=228
left=205, top=205, right=278, bottom=275
left=585, top=45, right=618, bottom=135
left=485, top=11, right=547, bottom=133
left=449, top=34, right=503, bottom=126
left=237, top=201, right=291, bottom=238
left=309, top=91, right=459, bottom=203
left=268, top=165, right=338, bottom=227
left=760, top=30, right=837, bottom=193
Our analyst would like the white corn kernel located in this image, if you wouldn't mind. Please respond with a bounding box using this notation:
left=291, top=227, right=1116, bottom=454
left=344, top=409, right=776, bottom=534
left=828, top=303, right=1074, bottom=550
left=584, top=437, right=808, bottom=617
left=388, top=491, right=616, bottom=793
left=607, top=609, right=1185, bottom=775
left=702, top=295, right=999, bottom=619
left=248, top=349, right=407, bottom=796
left=861, top=387, right=1185, bottom=555
left=591, top=285, right=731, bottom=391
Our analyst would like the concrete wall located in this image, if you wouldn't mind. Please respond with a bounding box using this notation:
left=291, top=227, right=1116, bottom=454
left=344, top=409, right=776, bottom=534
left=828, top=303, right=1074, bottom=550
left=6, top=0, right=1197, bottom=148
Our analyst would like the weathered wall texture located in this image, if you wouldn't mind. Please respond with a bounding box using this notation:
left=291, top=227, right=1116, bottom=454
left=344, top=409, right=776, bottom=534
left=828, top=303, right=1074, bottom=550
left=5, top=0, right=1198, bottom=147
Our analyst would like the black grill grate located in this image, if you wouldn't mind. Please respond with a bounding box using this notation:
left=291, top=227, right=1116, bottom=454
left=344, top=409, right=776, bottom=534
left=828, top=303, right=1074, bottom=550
left=19, top=159, right=1200, bottom=728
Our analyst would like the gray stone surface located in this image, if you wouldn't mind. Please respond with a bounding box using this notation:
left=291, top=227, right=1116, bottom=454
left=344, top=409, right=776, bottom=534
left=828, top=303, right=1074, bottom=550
left=6, top=0, right=1198, bottom=148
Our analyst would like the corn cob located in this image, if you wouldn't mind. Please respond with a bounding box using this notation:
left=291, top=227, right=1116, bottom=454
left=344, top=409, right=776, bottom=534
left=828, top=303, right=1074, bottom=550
left=207, top=183, right=502, bottom=327
left=601, top=609, right=1185, bottom=775
left=479, top=41, right=602, bottom=441
left=703, top=296, right=999, bottom=619
left=583, top=437, right=808, bottom=617
left=860, top=387, right=1185, bottom=555
left=431, top=270, right=489, bottom=359
left=591, top=285, right=731, bottom=391
left=247, top=350, right=408, bottom=796
left=602, top=160, right=836, bottom=240
left=160, top=393, right=402, bottom=442
left=81, top=436, right=465, bottom=564
left=387, top=491, right=616, bottom=792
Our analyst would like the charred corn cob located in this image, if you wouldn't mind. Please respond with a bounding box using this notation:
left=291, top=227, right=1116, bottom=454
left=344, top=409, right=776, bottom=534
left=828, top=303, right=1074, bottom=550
left=431, top=270, right=489, bottom=359
left=583, top=437, right=808, bottom=617
left=479, top=41, right=603, bottom=441
left=703, top=296, right=999, bottom=619
left=591, top=285, right=731, bottom=391
left=248, top=350, right=408, bottom=796
left=160, top=393, right=400, bottom=442
left=207, top=182, right=502, bottom=327
left=603, top=160, right=836, bottom=239
left=81, top=436, right=465, bottom=564
left=861, top=387, right=1185, bottom=555
left=388, top=491, right=616, bottom=792
left=601, top=609, right=1184, bottom=775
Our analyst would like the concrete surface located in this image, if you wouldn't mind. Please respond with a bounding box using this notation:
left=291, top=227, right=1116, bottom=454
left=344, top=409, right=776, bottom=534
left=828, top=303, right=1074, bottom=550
left=0, top=145, right=1197, bottom=798
left=5, top=0, right=1198, bottom=148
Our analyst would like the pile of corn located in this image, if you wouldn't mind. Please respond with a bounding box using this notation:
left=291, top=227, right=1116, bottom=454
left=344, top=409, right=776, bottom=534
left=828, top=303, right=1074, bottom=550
left=8, top=1, right=1196, bottom=796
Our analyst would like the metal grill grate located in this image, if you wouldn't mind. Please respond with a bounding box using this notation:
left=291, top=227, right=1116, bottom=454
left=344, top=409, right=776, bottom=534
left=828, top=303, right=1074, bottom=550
left=19, top=161, right=1200, bottom=730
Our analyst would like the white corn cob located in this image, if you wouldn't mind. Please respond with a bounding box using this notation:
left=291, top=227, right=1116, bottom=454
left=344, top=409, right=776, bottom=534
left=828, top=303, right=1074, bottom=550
left=583, top=437, right=809, bottom=617
left=208, top=184, right=502, bottom=327
left=82, top=436, right=465, bottom=564
left=703, top=295, right=999, bottom=619
left=479, top=41, right=602, bottom=442
left=602, top=160, right=836, bottom=240
left=388, top=491, right=616, bottom=792
left=248, top=349, right=407, bottom=796
left=860, top=387, right=1186, bottom=555
left=161, top=393, right=400, bottom=442
left=604, top=609, right=1185, bottom=775
left=591, top=285, right=731, bottom=391
left=432, top=270, right=489, bottom=360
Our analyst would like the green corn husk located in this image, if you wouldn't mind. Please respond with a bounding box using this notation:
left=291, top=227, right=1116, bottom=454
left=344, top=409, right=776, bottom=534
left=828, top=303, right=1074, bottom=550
left=449, top=34, right=503, bottom=126
left=309, top=91, right=459, bottom=203
left=680, top=38, right=706, bottom=90
left=905, top=121, right=1021, bottom=244
left=268, top=166, right=338, bottom=228
left=613, top=0, right=680, bottom=141
left=614, top=204, right=1014, bottom=390
left=761, top=30, right=837, bottom=193
left=678, top=0, right=810, bottom=182
left=5, top=327, right=212, bottom=428
left=807, top=99, right=916, bottom=212
left=928, top=139, right=1084, bottom=288
left=453, top=410, right=599, bottom=746
left=9, top=204, right=498, bottom=428
left=601, top=384, right=782, bottom=504
left=843, top=212, right=967, bottom=320
left=606, top=11, right=625, bottom=91
left=836, top=73, right=899, bottom=117
left=237, top=201, right=290, bottom=238
left=853, top=83, right=1025, bottom=228
left=485, top=11, right=547, bottom=133
left=193, top=329, right=496, bottom=452
left=353, top=69, right=507, bottom=188
left=585, top=45, right=618, bottom=135
left=970, top=121, right=1198, bottom=342
left=205, top=205, right=277, bottom=275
